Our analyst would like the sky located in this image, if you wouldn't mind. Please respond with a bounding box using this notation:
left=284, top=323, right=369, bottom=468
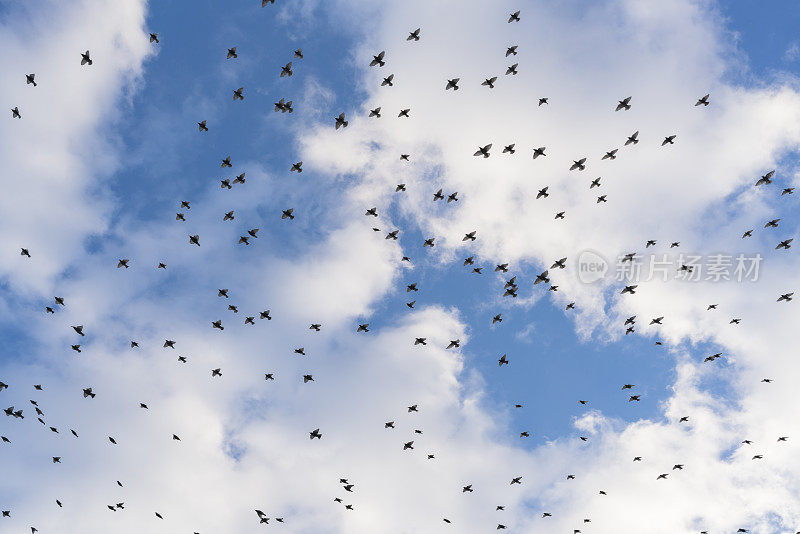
left=2, top=0, right=800, bottom=532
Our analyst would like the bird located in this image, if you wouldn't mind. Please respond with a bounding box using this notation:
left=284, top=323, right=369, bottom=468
left=532, top=147, right=546, bottom=159
left=80, top=50, right=92, bottom=65
left=474, top=144, right=492, bottom=158
left=662, top=135, right=676, bottom=145
left=407, top=28, right=421, bottom=41
left=756, top=170, right=775, bottom=186
left=506, top=63, right=519, bottom=75
left=280, top=62, right=293, bottom=77
left=778, top=293, right=794, bottom=302
left=381, top=74, right=394, bottom=86
left=11, top=107, right=21, bottom=119
left=695, top=93, right=710, bottom=106
left=25, top=73, right=37, bottom=87
left=615, top=96, right=632, bottom=111
left=625, top=131, right=639, bottom=145
left=506, top=45, right=518, bottom=56
left=274, top=98, right=294, bottom=113
left=335, top=113, right=348, bottom=129
left=570, top=158, right=587, bottom=171
left=446, top=78, right=460, bottom=90
left=508, top=10, right=520, bottom=23
left=149, top=33, right=159, bottom=43
left=482, top=77, right=498, bottom=88
left=233, top=87, right=244, bottom=101
left=226, top=46, right=237, bottom=59
left=370, top=51, right=386, bottom=67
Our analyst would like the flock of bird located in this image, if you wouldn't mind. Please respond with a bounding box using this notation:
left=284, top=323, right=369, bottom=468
left=3, top=4, right=798, bottom=533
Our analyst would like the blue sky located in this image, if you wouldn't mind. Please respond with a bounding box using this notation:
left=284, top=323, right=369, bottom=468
left=3, top=1, right=800, bottom=533
left=97, top=0, right=796, bottom=446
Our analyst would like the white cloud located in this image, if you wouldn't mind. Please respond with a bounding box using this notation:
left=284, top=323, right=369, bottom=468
left=785, top=43, right=800, bottom=62
left=0, top=0, right=152, bottom=298
left=4, top=0, right=800, bottom=533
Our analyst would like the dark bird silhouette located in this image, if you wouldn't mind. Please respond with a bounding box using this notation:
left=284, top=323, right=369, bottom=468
left=756, top=170, right=775, bottom=186
left=446, top=78, right=460, bottom=91
left=615, top=96, right=632, bottom=111
left=370, top=51, right=386, bottom=67
left=695, top=94, right=710, bottom=106
left=570, top=158, right=587, bottom=171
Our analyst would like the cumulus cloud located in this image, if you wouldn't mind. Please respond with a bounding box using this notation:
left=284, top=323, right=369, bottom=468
left=0, top=0, right=152, bottom=294
left=4, top=0, right=800, bottom=533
